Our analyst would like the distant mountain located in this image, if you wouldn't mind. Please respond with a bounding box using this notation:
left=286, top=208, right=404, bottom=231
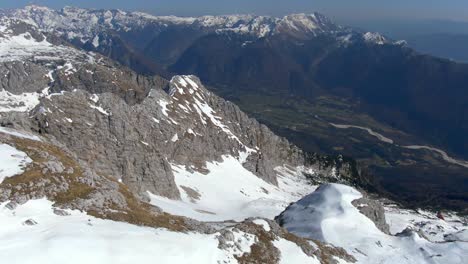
left=343, top=18, right=468, bottom=39
left=344, top=18, right=468, bottom=62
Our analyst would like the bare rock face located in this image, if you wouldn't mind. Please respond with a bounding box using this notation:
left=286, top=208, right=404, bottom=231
left=4, top=201, right=17, bottom=210
left=23, top=219, right=38, bottom=226
left=29, top=73, right=355, bottom=200
left=352, top=196, right=390, bottom=234
left=0, top=61, right=50, bottom=94
left=1, top=54, right=358, bottom=202
left=53, top=208, right=71, bottom=216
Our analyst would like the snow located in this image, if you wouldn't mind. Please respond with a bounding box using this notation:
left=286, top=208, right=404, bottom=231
left=0, top=89, right=41, bottom=112
left=279, top=183, right=468, bottom=264
left=184, top=77, right=199, bottom=89
left=187, top=128, right=195, bottom=135
left=444, top=230, right=468, bottom=242
left=385, top=206, right=467, bottom=242
left=171, top=76, right=253, bottom=151
left=89, top=104, right=111, bottom=116
left=363, top=32, right=387, bottom=45
left=0, top=198, right=261, bottom=264
left=89, top=94, right=99, bottom=103
left=158, top=99, right=169, bottom=117
left=0, top=144, right=32, bottom=183
left=8, top=5, right=339, bottom=44
left=171, top=133, right=179, bottom=142
left=221, top=229, right=256, bottom=262
left=0, top=23, right=89, bottom=63
left=149, top=156, right=315, bottom=222
left=273, top=238, right=320, bottom=264
left=252, top=219, right=271, bottom=232
left=281, top=14, right=318, bottom=31
left=57, top=62, right=77, bottom=76
left=0, top=127, right=41, bottom=141
left=92, top=35, right=100, bottom=48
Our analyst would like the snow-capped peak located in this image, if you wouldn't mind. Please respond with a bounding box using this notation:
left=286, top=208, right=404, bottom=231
left=0, top=17, right=93, bottom=64
left=277, top=13, right=338, bottom=34
left=363, top=32, right=388, bottom=45
left=6, top=5, right=339, bottom=40
left=277, top=183, right=468, bottom=263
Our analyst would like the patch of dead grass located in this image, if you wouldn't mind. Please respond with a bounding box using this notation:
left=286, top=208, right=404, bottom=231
left=89, top=184, right=190, bottom=232
left=1, top=137, right=94, bottom=204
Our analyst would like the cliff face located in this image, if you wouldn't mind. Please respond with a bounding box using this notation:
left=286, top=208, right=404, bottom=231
left=2, top=59, right=356, bottom=201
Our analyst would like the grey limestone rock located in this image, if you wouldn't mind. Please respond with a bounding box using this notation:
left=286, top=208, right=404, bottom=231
left=1, top=57, right=359, bottom=207
left=23, top=219, right=38, bottom=226
left=5, top=201, right=17, bottom=210
left=53, top=208, right=71, bottom=216
left=352, top=196, right=390, bottom=234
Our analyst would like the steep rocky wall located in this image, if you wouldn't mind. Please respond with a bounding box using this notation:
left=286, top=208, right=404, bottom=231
left=1, top=58, right=358, bottom=200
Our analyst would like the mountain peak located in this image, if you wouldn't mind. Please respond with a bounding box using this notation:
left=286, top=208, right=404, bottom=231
left=363, top=32, right=388, bottom=45
left=277, top=12, right=338, bottom=35
left=8, top=5, right=341, bottom=39
left=23, top=4, right=52, bottom=12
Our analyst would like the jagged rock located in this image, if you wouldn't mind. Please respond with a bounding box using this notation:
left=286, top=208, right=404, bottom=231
left=14, top=195, right=29, bottom=205
left=218, top=229, right=236, bottom=247
left=444, top=230, right=468, bottom=242
left=53, top=208, right=71, bottom=216
left=395, top=227, right=430, bottom=241
left=4, top=201, right=17, bottom=210
left=1, top=44, right=358, bottom=202
left=23, top=219, right=38, bottom=226
left=352, top=196, right=390, bottom=234
left=42, top=160, right=66, bottom=174
left=0, top=61, right=50, bottom=94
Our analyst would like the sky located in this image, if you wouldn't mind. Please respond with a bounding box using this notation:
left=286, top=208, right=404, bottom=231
left=1, top=0, right=468, bottom=22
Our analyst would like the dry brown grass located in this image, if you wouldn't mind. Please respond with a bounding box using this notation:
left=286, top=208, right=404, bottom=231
left=282, top=229, right=356, bottom=263
left=1, top=137, right=94, bottom=204
left=235, top=223, right=280, bottom=264
left=89, top=183, right=189, bottom=232
left=1, top=136, right=189, bottom=232
left=314, top=239, right=357, bottom=264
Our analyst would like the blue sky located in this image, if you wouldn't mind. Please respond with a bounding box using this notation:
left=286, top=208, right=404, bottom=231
left=2, top=0, right=468, bottom=21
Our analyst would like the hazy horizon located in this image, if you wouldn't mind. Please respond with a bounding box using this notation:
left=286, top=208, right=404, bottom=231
left=2, top=0, right=468, bottom=23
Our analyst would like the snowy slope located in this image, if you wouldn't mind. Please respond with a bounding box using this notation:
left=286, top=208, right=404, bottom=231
left=149, top=156, right=315, bottom=221
left=385, top=205, right=467, bottom=242
left=0, top=199, right=236, bottom=264
left=278, top=184, right=468, bottom=264
left=0, top=198, right=321, bottom=264
left=0, top=144, right=31, bottom=183
left=444, top=230, right=468, bottom=242
left=0, top=17, right=102, bottom=113
left=274, top=238, right=320, bottom=264
left=0, top=18, right=94, bottom=63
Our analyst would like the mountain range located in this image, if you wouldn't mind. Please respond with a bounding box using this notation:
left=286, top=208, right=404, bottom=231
left=0, top=5, right=467, bottom=264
